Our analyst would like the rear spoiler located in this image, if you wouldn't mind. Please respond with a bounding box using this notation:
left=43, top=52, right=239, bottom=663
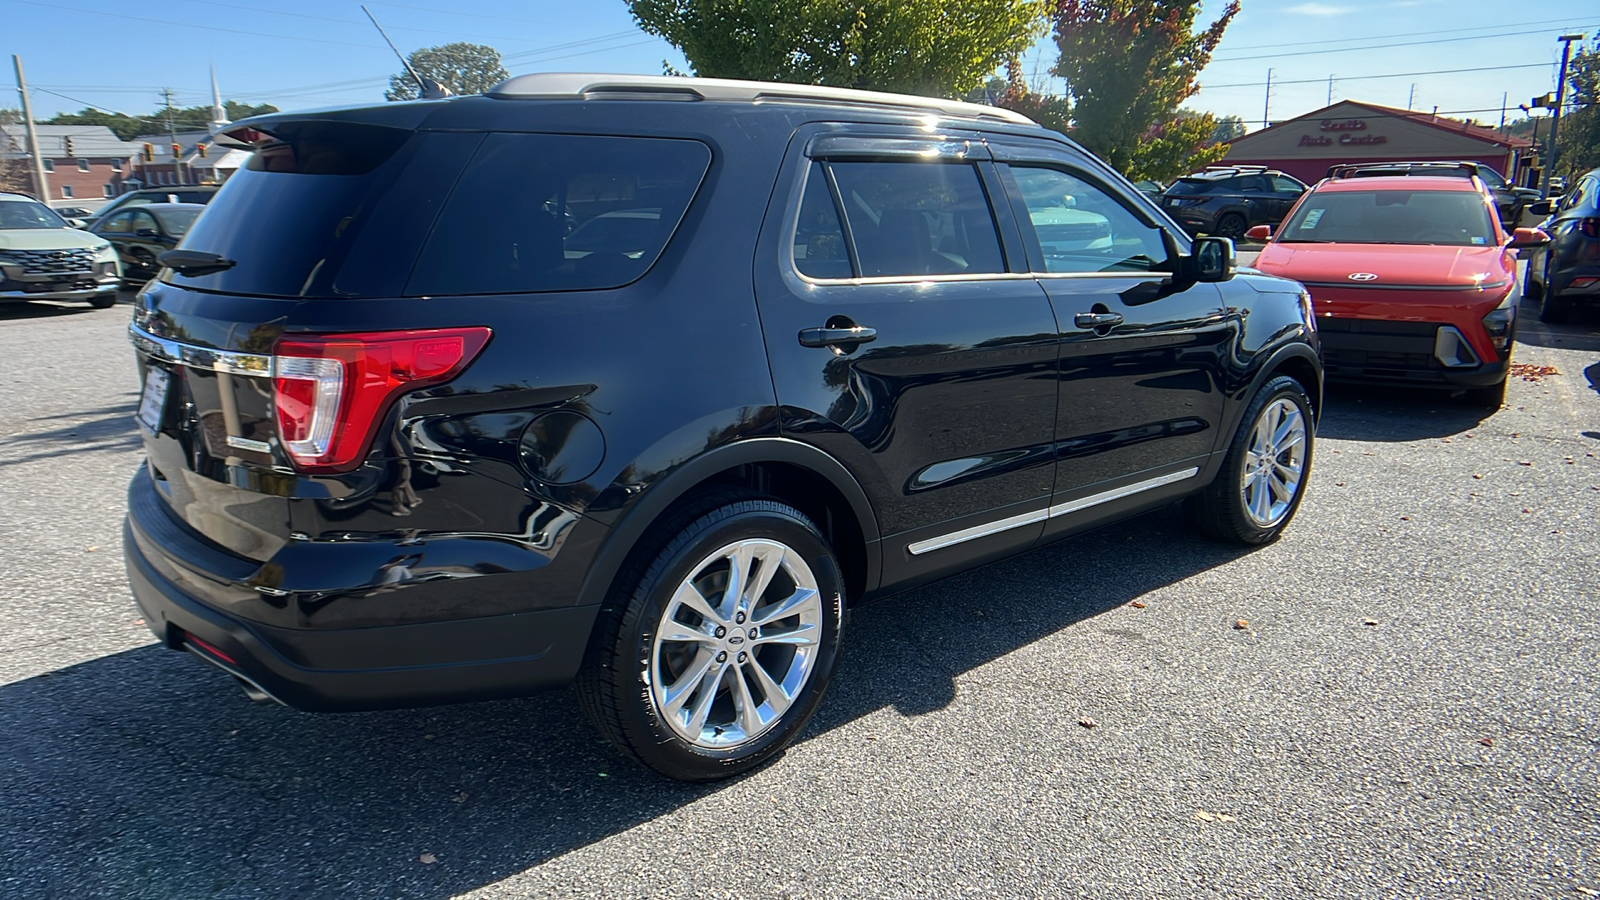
left=209, top=101, right=447, bottom=149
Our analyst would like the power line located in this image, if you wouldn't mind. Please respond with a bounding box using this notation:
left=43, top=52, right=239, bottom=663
left=11, top=0, right=380, bottom=50
left=1212, top=25, right=1593, bottom=64
left=1213, top=17, right=1592, bottom=56
left=160, top=0, right=586, bottom=46
left=1200, top=62, right=1552, bottom=92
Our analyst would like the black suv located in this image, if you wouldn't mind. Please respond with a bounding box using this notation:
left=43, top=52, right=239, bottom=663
left=1162, top=166, right=1308, bottom=239
left=123, top=74, right=1322, bottom=781
left=1525, top=166, right=1600, bottom=322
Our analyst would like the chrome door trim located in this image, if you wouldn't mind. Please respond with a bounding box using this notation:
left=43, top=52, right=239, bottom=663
left=129, top=322, right=273, bottom=377
left=906, top=466, right=1202, bottom=555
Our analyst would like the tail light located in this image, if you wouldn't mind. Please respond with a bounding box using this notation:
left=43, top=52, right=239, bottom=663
left=1578, top=218, right=1599, bottom=239
left=273, top=327, right=491, bottom=473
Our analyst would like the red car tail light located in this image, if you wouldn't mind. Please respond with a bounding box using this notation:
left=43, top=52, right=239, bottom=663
left=1579, top=218, right=1599, bottom=239
left=273, top=327, right=491, bottom=473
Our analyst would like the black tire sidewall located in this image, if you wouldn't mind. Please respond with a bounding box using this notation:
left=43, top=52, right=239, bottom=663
left=1216, top=213, right=1247, bottom=238
left=1207, top=376, right=1315, bottom=543
left=613, top=503, right=845, bottom=780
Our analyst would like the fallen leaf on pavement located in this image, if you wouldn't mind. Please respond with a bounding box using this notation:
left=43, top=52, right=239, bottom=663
left=1574, top=886, right=1597, bottom=896
left=1079, top=716, right=1097, bottom=729
left=1363, top=619, right=1378, bottom=626
left=419, top=853, right=437, bottom=865
left=1400, top=516, right=1411, bottom=521
left=1194, top=810, right=1215, bottom=822
left=1130, top=601, right=1146, bottom=609
left=1517, top=461, right=1532, bottom=466
left=1478, top=737, right=1493, bottom=747
left=1522, top=509, right=1531, bottom=514
left=1234, top=619, right=1249, bottom=630
left=452, top=792, right=468, bottom=803
left=86, top=547, right=97, bottom=552
left=1472, top=474, right=1483, bottom=479
left=1217, top=814, right=1237, bottom=823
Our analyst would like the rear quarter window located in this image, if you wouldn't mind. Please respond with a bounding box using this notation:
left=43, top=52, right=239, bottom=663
left=405, top=133, right=712, bottom=296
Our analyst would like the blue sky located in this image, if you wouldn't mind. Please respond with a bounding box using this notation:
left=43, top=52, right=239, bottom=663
left=6, top=0, right=1597, bottom=131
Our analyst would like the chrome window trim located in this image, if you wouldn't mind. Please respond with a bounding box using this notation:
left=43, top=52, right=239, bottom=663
left=128, top=322, right=273, bottom=377
left=907, top=466, right=1202, bottom=555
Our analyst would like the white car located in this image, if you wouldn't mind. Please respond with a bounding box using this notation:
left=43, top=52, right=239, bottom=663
left=0, top=192, right=122, bottom=307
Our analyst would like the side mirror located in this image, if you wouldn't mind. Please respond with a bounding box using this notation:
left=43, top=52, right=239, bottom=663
left=1193, top=236, right=1236, bottom=283
left=1527, top=200, right=1551, bottom=217
left=1244, top=224, right=1272, bottom=242
left=1508, top=227, right=1550, bottom=249
left=65, top=217, right=86, bottom=229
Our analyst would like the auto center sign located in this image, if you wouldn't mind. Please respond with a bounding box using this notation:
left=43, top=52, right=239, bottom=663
left=1297, top=119, right=1388, bottom=148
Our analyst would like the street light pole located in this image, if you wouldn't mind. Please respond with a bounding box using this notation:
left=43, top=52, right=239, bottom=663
left=1543, top=33, right=1586, bottom=196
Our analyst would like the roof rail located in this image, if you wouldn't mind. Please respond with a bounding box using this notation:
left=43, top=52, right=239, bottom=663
left=1201, top=164, right=1268, bottom=173
left=1327, top=161, right=1478, bottom=179
left=485, top=73, right=1037, bottom=125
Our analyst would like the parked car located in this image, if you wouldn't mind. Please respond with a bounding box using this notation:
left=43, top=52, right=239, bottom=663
left=1524, top=166, right=1600, bottom=322
left=124, top=73, right=1322, bottom=782
left=1327, top=161, right=1540, bottom=227
left=1160, top=166, right=1307, bottom=239
left=1247, top=171, right=1547, bottom=407
left=87, top=202, right=205, bottom=286
left=84, top=185, right=219, bottom=228
left=0, top=191, right=121, bottom=307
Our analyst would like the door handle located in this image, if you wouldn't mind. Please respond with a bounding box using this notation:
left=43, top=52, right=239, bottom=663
left=798, top=325, right=877, bottom=348
left=1074, top=312, right=1124, bottom=329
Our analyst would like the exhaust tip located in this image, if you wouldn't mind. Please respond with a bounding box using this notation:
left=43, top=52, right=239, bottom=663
left=235, top=676, right=275, bottom=704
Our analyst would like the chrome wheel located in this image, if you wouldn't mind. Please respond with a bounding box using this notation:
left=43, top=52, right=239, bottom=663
left=1240, top=397, right=1307, bottom=527
left=650, top=538, right=823, bottom=749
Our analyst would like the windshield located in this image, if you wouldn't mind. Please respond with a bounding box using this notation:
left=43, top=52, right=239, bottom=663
left=0, top=200, right=67, bottom=230
left=152, top=207, right=203, bottom=237
left=1278, top=189, right=1496, bottom=246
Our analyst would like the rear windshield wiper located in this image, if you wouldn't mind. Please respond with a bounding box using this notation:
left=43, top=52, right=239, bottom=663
left=158, top=249, right=236, bottom=276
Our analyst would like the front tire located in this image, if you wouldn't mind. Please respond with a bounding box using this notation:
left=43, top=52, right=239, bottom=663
left=88, top=294, right=117, bottom=309
left=1188, top=375, right=1314, bottom=545
left=1465, top=377, right=1508, bottom=410
left=1540, top=287, right=1573, bottom=324
left=576, top=493, right=846, bottom=781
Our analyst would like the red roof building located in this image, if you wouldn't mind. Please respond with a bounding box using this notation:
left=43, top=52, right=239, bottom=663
left=1219, top=100, right=1535, bottom=187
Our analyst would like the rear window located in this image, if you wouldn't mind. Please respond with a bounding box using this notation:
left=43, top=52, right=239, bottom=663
left=1166, top=179, right=1216, bottom=195
left=405, top=133, right=711, bottom=296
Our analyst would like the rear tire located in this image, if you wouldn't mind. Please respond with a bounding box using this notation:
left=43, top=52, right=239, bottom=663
left=576, top=491, right=846, bottom=781
left=1214, top=213, right=1247, bottom=240
left=1540, top=289, right=1573, bottom=324
left=1522, top=259, right=1543, bottom=302
left=1187, top=375, right=1314, bottom=545
left=88, top=295, right=117, bottom=309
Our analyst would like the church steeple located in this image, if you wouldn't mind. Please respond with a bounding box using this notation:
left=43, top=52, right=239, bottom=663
left=210, top=64, right=227, bottom=128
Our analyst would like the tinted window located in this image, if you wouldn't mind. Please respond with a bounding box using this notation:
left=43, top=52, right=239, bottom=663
left=826, top=160, right=1003, bottom=278
left=129, top=211, right=159, bottom=235
left=153, top=207, right=202, bottom=236
left=406, top=133, right=711, bottom=296
left=1279, top=189, right=1495, bottom=246
left=1238, top=176, right=1269, bottom=192
left=1476, top=167, right=1508, bottom=189
left=1166, top=179, right=1215, bottom=195
left=164, top=121, right=420, bottom=297
left=793, top=162, right=851, bottom=279
left=1004, top=165, right=1167, bottom=274
left=1271, top=176, right=1304, bottom=193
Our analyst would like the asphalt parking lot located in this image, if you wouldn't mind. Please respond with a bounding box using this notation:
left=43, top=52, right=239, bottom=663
left=1, top=292, right=1597, bottom=899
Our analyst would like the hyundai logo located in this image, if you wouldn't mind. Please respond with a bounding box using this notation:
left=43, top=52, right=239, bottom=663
left=1347, top=272, right=1379, bottom=282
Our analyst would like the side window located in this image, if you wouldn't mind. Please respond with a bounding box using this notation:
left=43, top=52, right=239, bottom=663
left=1271, top=176, right=1303, bottom=194
left=1002, top=164, right=1167, bottom=274
left=407, top=133, right=712, bottom=296
left=99, top=211, right=134, bottom=234
left=1477, top=168, right=1508, bottom=190
left=825, top=160, right=1005, bottom=278
left=792, top=162, right=851, bottom=279
left=129, top=211, right=159, bottom=235
left=1238, top=176, right=1268, bottom=192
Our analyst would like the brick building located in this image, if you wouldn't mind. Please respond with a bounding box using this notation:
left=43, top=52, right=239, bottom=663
left=0, top=124, right=141, bottom=208
left=128, top=130, right=247, bottom=188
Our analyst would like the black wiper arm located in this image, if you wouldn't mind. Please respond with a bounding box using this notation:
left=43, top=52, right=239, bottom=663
left=158, top=249, right=236, bottom=276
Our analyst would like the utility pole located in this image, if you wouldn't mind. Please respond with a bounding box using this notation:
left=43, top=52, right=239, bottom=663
left=1262, top=68, right=1273, bottom=130
left=1327, top=74, right=1334, bottom=106
left=1499, top=92, right=1507, bottom=133
left=162, top=87, right=182, bottom=186
left=1543, top=33, right=1587, bottom=195
left=1407, top=83, right=1416, bottom=110
left=11, top=55, right=50, bottom=202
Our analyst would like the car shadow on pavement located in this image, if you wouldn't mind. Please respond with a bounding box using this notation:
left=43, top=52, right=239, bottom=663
left=0, top=400, right=140, bottom=468
left=0, top=301, right=113, bottom=321
left=1314, top=384, right=1489, bottom=442
left=0, top=506, right=1248, bottom=898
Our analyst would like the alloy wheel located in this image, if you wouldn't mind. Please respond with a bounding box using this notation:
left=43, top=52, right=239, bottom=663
left=1240, top=397, right=1308, bottom=527
left=650, top=539, right=823, bottom=749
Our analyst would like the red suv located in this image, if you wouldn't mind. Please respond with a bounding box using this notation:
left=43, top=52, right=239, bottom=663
left=1248, top=172, right=1548, bottom=407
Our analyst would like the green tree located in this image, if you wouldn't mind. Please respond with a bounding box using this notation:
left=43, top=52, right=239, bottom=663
left=385, top=43, right=510, bottom=101
left=1044, top=0, right=1239, bottom=180
left=44, top=101, right=279, bottom=141
left=627, top=0, right=1048, bottom=98
left=1210, top=113, right=1246, bottom=145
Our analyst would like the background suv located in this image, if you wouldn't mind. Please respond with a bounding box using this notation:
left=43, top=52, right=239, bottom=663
left=123, top=74, right=1322, bottom=781
left=1160, top=166, right=1307, bottom=239
left=1325, top=160, right=1540, bottom=227
left=1525, top=166, right=1600, bottom=322
left=0, top=191, right=121, bottom=307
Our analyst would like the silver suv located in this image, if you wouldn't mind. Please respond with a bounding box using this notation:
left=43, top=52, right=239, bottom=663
left=0, top=192, right=122, bottom=307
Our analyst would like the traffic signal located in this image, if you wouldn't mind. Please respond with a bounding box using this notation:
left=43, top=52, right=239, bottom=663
left=63, top=136, right=74, bottom=156
left=196, top=143, right=207, bottom=159
left=142, top=143, right=155, bottom=162
left=171, top=143, right=182, bottom=159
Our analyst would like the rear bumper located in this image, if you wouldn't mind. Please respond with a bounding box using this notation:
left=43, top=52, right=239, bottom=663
left=1548, top=264, right=1600, bottom=301
left=0, top=280, right=118, bottom=302
left=124, top=487, right=600, bottom=713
